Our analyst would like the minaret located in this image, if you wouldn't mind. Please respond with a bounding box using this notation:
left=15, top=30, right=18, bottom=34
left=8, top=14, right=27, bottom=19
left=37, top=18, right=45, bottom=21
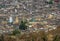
left=15, top=16, right=19, bottom=24
left=9, top=16, right=13, bottom=23
left=13, top=16, right=19, bottom=25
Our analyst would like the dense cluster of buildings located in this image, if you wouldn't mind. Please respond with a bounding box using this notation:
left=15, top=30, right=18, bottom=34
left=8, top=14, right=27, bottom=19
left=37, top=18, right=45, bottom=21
left=0, top=0, right=60, bottom=34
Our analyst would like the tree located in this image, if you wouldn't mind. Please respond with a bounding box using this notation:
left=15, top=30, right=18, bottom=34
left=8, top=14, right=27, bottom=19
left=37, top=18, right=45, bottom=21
left=19, top=20, right=27, bottom=30
left=53, top=35, right=60, bottom=41
left=45, top=0, right=53, bottom=4
left=12, top=30, right=21, bottom=35
left=48, top=0, right=53, bottom=4
left=0, top=34, right=4, bottom=41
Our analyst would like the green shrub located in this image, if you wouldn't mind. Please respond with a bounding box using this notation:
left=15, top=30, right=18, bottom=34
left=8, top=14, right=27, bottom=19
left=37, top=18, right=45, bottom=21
left=12, top=30, right=21, bottom=35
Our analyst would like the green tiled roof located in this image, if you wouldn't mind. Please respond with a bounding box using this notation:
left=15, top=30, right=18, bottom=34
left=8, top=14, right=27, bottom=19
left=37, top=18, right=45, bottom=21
left=30, top=18, right=37, bottom=22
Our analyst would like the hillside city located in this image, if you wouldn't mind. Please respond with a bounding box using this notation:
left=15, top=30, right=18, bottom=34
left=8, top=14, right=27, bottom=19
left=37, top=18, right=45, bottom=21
left=0, top=0, right=60, bottom=41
